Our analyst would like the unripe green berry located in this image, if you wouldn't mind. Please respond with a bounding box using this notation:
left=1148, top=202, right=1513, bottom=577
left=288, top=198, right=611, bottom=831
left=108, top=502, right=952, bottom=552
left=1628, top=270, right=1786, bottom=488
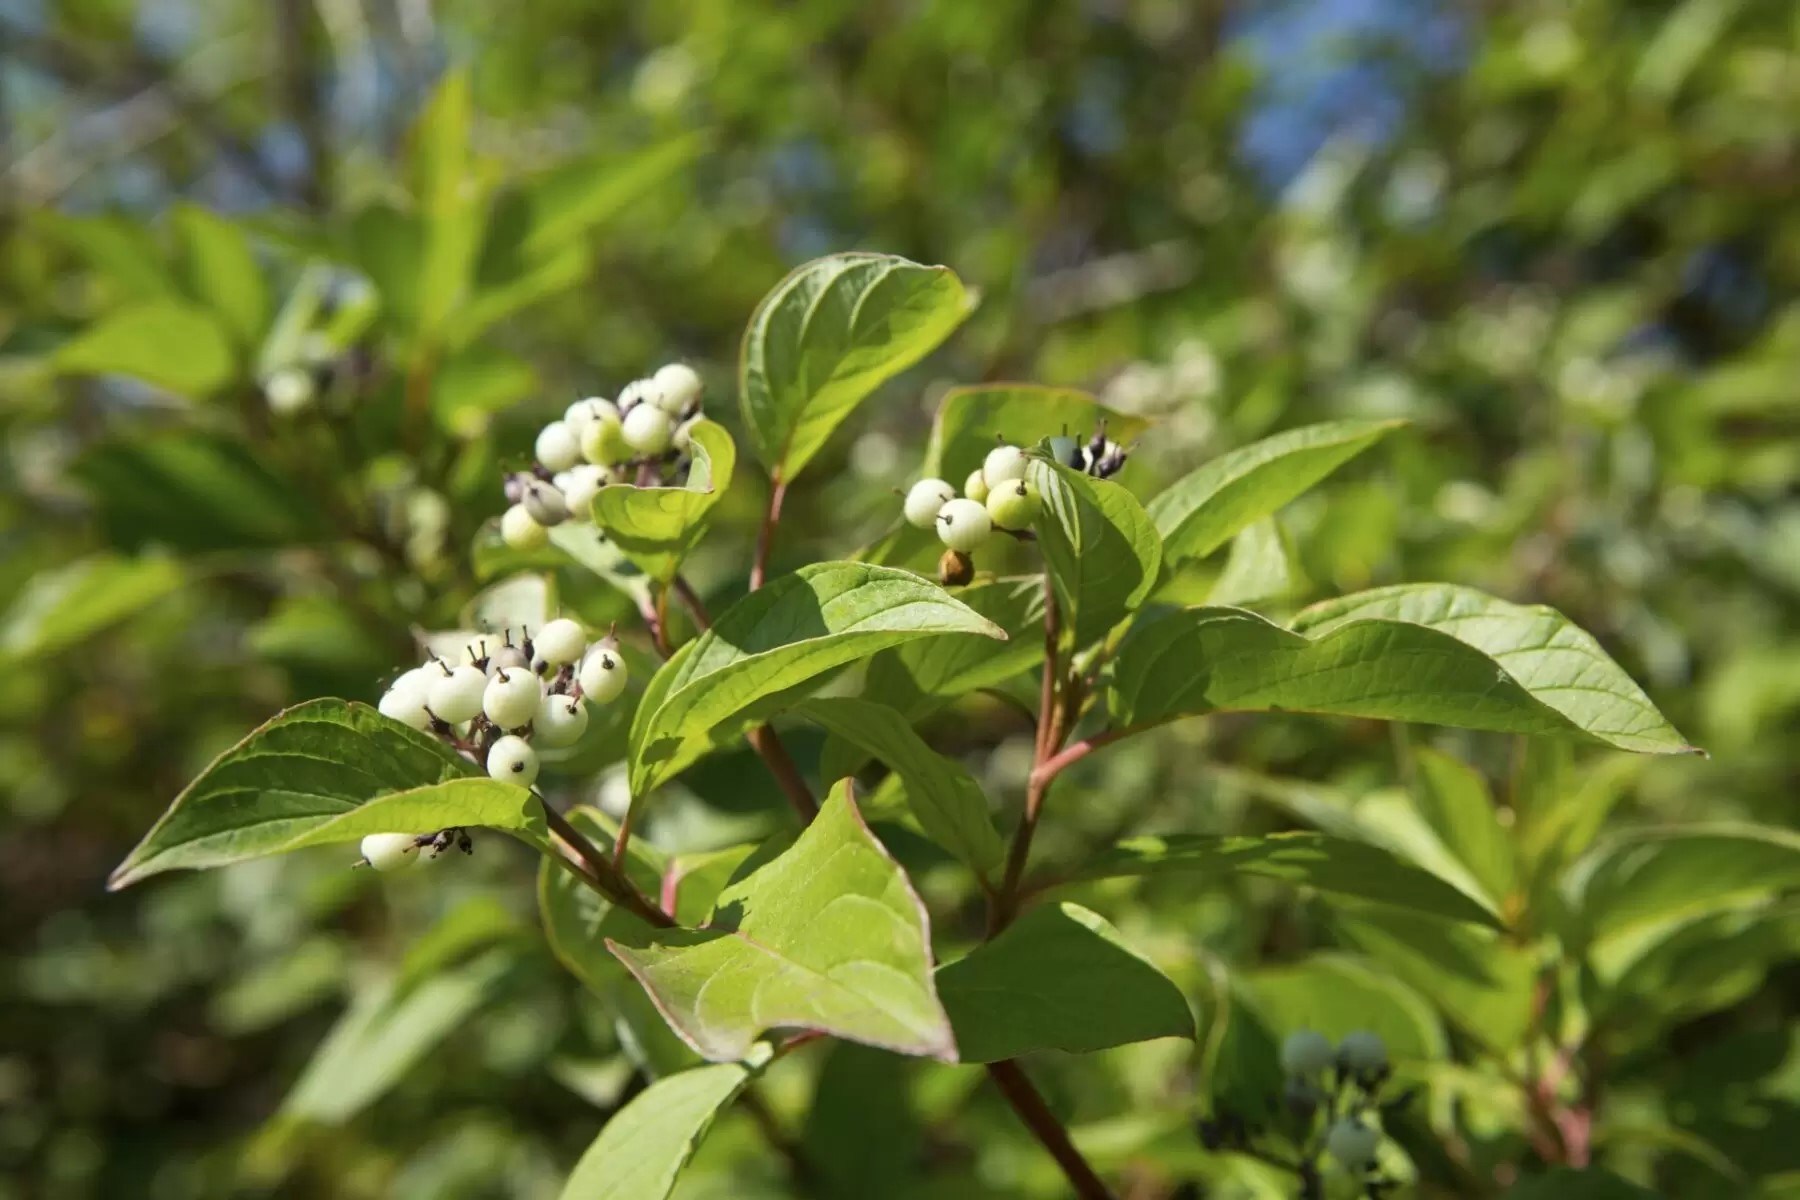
left=580, top=411, right=631, bottom=465
left=534, top=692, right=590, bottom=748
left=535, top=421, right=582, bottom=472
left=579, top=646, right=628, bottom=703
left=1281, top=1028, right=1335, bottom=1077
left=428, top=664, right=487, bottom=723
left=903, top=478, right=956, bottom=529
left=652, top=362, right=702, bottom=412
left=983, top=443, right=1028, bottom=486
left=1326, top=1118, right=1380, bottom=1171
left=483, top=667, right=541, bottom=729
left=622, top=404, right=674, bottom=455
left=1338, top=1030, right=1388, bottom=1075
left=487, top=735, right=539, bottom=786
left=360, top=832, right=420, bottom=872
left=936, top=497, right=992, bottom=552
left=500, top=504, right=547, bottom=550
left=986, top=478, right=1041, bottom=530
left=535, top=618, right=587, bottom=667
left=963, top=468, right=990, bottom=504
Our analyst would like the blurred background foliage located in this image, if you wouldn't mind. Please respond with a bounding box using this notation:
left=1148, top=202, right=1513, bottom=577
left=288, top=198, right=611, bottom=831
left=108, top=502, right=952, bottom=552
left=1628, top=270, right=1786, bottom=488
left=0, top=0, right=1795, bottom=1197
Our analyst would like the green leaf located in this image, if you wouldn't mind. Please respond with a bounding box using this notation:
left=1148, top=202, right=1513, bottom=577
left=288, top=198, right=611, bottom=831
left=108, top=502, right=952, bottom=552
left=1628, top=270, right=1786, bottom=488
left=172, top=204, right=268, bottom=345
left=920, top=384, right=1148, bottom=483
left=0, top=553, right=183, bottom=662
left=71, top=431, right=327, bottom=553
left=1291, top=585, right=1696, bottom=754
left=559, top=1062, right=755, bottom=1200
left=1109, top=590, right=1694, bottom=755
left=1565, top=824, right=1800, bottom=978
left=628, top=562, right=1004, bottom=795
left=1410, top=747, right=1517, bottom=912
left=43, top=212, right=178, bottom=300
left=408, top=68, right=470, bottom=219
left=1242, top=953, right=1447, bottom=1065
left=1068, top=832, right=1503, bottom=929
left=56, top=301, right=238, bottom=397
left=109, top=699, right=546, bottom=888
left=790, top=697, right=1004, bottom=876
left=275, top=949, right=514, bottom=1127
left=433, top=346, right=538, bottom=433
left=739, top=253, right=970, bottom=482
left=1501, top=1167, right=1662, bottom=1200
left=608, top=781, right=957, bottom=1062
left=590, top=421, right=736, bottom=582
left=860, top=575, right=1047, bottom=720
left=936, top=902, right=1193, bottom=1062
left=1028, top=459, right=1162, bottom=647
left=538, top=808, right=666, bottom=996
left=1148, top=419, right=1403, bottom=566
left=801, top=1044, right=922, bottom=1200
left=1205, top=517, right=1306, bottom=607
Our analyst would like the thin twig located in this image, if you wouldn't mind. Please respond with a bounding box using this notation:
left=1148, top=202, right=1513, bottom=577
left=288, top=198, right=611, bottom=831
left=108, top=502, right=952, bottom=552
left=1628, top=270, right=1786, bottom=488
left=673, top=575, right=712, bottom=628
left=748, top=724, right=821, bottom=822
left=541, top=800, right=673, bottom=928
left=750, top=475, right=787, bottom=591
left=985, top=1061, right=1113, bottom=1200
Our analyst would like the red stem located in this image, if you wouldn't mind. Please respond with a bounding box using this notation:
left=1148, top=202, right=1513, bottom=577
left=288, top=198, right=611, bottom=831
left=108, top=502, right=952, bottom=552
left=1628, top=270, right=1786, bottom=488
left=750, top=474, right=786, bottom=591
left=985, top=1061, right=1112, bottom=1200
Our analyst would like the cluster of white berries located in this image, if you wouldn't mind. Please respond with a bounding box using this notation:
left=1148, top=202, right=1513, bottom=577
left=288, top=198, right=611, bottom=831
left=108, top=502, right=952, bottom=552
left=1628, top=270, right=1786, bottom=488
left=359, top=617, right=631, bottom=872
left=903, top=441, right=1044, bottom=555
left=500, top=362, right=706, bottom=550
left=1279, top=1028, right=1391, bottom=1173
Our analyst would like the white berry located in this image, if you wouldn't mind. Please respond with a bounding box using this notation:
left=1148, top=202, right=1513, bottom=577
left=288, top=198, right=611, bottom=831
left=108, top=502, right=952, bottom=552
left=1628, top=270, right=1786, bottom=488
left=963, top=468, right=990, bottom=504
left=378, top=668, right=434, bottom=730
left=1338, top=1030, right=1388, bottom=1075
left=579, top=646, right=628, bottom=703
left=1326, top=1119, right=1380, bottom=1171
left=534, top=692, right=590, bottom=748
left=903, top=478, right=957, bottom=529
left=622, top=404, right=674, bottom=455
left=617, top=379, right=650, bottom=411
left=483, top=667, right=541, bottom=729
left=983, top=443, right=1028, bottom=486
left=565, top=397, right=618, bottom=437
left=581, top=410, right=631, bottom=465
left=1280, top=1029, right=1334, bottom=1077
left=562, top=465, right=605, bottom=515
left=936, top=497, right=992, bottom=553
left=360, top=832, right=420, bottom=872
left=488, top=644, right=530, bottom=675
left=428, top=664, right=487, bottom=723
left=264, top=367, right=314, bottom=415
left=500, top=504, right=546, bottom=550
left=535, top=618, right=587, bottom=667
left=521, top=480, right=568, bottom=527
left=487, top=735, right=539, bottom=786
left=652, top=362, right=702, bottom=412
left=535, top=421, right=582, bottom=472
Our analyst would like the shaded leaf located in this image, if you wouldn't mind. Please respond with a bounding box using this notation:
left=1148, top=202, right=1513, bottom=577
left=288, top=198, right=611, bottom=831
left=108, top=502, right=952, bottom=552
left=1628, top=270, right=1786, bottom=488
left=860, top=575, right=1046, bottom=721
left=628, top=562, right=1003, bottom=795
left=740, top=253, right=970, bottom=482
left=608, top=781, right=956, bottom=1062
left=1149, top=419, right=1403, bottom=565
left=589, top=420, right=736, bottom=582
left=110, top=700, right=546, bottom=888
left=1205, top=517, right=1306, bottom=607
left=1028, top=458, right=1162, bottom=647
left=1501, top=1167, right=1662, bottom=1200
left=936, top=902, right=1193, bottom=1062
left=560, top=1062, right=756, bottom=1200
left=173, top=205, right=268, bottom=345
left=1411, top=747, right=1517, bottom=912
left=790, top=697, right=1004, bottom=876
left=0, top=553, right=183, bottom=662
left=56, top=301, right=237, bottom=397
left=72, top=430, right=327, bottom=553
left=1067, top=832, right=1503, bottom=929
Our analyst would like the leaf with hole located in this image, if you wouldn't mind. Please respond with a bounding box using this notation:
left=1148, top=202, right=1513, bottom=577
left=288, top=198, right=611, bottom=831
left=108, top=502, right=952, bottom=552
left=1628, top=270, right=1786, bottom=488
left=608, top=780, right=956, bottom=1062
